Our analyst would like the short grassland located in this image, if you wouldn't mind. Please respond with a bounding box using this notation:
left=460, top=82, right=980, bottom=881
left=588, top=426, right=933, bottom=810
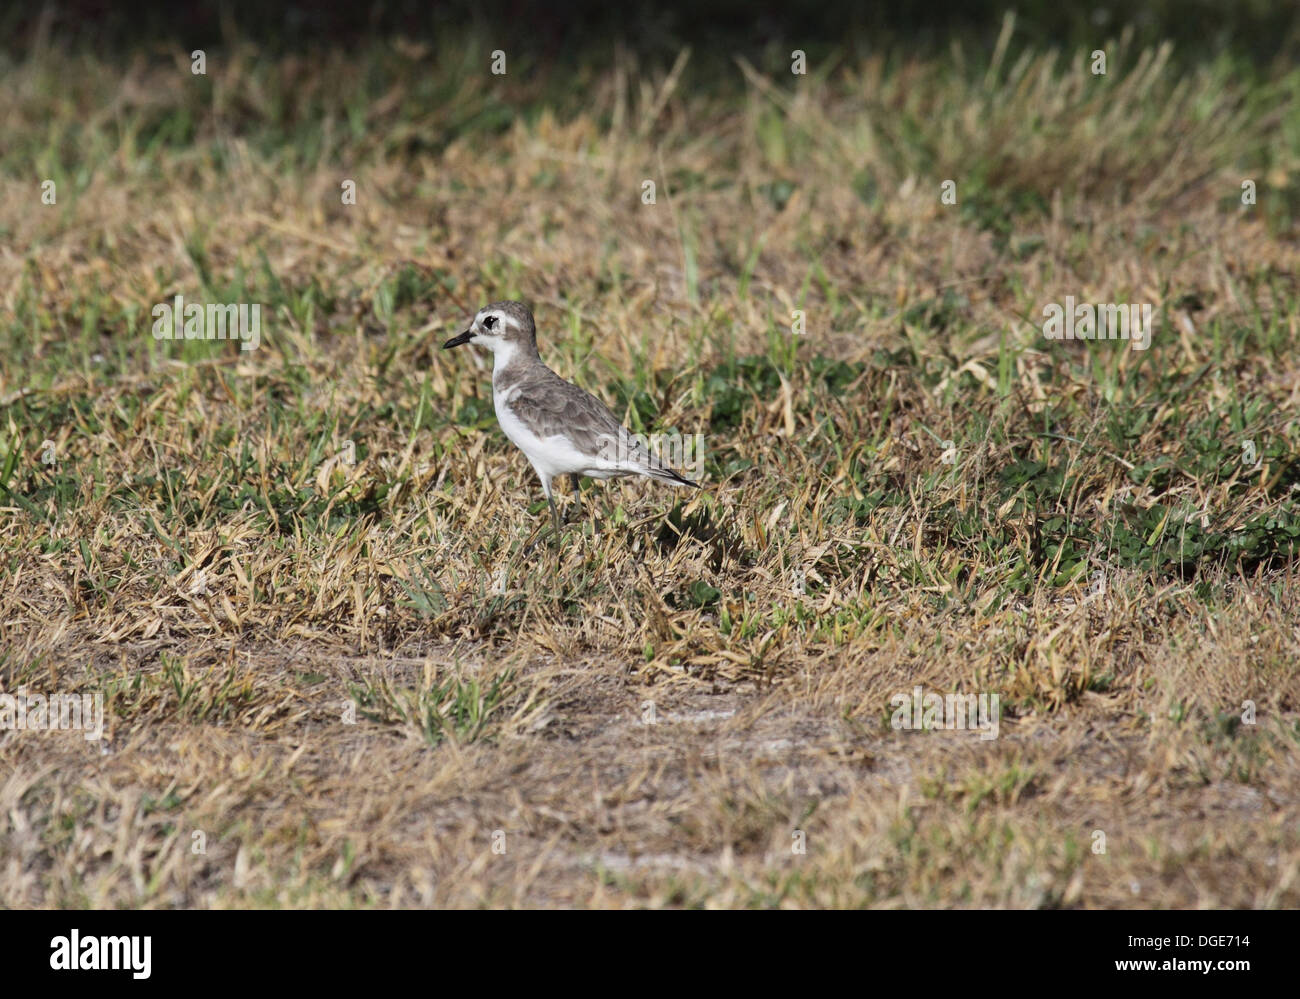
left=2, top=14, right=1299, bottom=907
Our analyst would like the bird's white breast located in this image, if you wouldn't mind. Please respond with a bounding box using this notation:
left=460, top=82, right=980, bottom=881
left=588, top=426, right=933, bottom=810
left=493, top=384, right=591, bottom=481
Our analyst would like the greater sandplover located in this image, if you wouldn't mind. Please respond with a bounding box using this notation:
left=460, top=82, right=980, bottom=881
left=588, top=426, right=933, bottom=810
left=442, top=301, right=700, bottom=534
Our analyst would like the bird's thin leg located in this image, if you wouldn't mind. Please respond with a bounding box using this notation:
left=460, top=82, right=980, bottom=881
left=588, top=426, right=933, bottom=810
left=569, top=474, right=584, bottom=526
left=535, top=474, right=561, bottom=547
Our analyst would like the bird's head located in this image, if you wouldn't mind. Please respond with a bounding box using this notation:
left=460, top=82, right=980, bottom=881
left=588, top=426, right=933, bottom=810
left=442, top=300, right=536, bottom=355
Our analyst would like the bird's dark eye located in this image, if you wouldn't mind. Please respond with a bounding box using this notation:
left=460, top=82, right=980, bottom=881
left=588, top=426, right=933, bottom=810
left=483, top=315, right=498, bottom=330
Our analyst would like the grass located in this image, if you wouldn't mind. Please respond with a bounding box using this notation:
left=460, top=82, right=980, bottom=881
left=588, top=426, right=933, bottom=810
left=1, top=9, right=1299, bottom=907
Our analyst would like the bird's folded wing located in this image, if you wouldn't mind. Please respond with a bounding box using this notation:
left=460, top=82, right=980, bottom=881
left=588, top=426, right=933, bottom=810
left=507, top=374, right=659, bottom=468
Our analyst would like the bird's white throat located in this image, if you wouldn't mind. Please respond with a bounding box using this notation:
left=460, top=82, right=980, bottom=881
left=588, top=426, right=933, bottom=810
left=489, top=340, right=543, bottom=388
left=489, top=339, right=519, bottom=371
left=488, top=339, right=523, bottom=386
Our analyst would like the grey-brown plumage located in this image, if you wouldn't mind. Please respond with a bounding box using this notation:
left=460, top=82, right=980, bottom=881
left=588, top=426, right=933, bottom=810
left=442, top=300, right=699, bottom=534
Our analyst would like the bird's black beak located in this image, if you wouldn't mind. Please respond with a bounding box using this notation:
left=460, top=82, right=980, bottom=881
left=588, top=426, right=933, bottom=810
left=442, top=329, right=474, bottom=349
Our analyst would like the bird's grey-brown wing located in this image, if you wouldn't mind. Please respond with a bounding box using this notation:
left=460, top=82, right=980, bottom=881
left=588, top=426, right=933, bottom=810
left=505, top=370, right=655, bottom=468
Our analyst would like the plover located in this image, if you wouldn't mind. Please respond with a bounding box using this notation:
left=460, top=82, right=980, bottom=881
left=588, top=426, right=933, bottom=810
left=443, top=301, right=700, bottom=534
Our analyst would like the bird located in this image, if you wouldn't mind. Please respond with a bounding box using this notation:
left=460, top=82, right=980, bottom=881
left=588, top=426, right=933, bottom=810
left=442, top=301, right=700, bottom=536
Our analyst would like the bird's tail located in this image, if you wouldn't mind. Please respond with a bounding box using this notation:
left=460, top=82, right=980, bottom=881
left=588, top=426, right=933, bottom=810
left=612, top=431, right=702, bottom=488
left=643, top=464, right=701, bottom=488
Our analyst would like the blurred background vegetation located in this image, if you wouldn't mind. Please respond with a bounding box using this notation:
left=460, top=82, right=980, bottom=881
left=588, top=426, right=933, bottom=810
left=5, top=1, right=1299, bottom=73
